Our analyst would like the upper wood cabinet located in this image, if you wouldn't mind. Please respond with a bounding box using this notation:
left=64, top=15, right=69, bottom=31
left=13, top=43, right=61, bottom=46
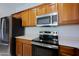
left=29, top=8, right=36, bottom=26
left=36, top=4, right=57, bottom=16
left=21, top=9, right=36, bottom=27
left=58, top=3, right=79, bottom=25
left=46, top=4, right=58, bottom=13
left=21, top=10, right=29, bottom=26
left=36, top=4, right=47, bottom=16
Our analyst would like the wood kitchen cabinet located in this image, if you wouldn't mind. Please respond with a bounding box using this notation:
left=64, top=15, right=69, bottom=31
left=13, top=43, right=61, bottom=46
left=21, top=9, right=36, bottom=27
left=29, top=8, right=36, bottom=26
left=36, top=4, right=57, bottom=16
left=21, top=10, right=29, bottom=26
left=75, top=48, right=79, bottom=56
left=23, top=43, right=32, bottom=56
left=16, top=39, right=23, bottom=56
left=59, top=45, right=75, bottom=56
left=16, top=38, right=32, bottom=56
left=58, top=3, right=79, bottom=25
left=46, top=4, right=58, bottom=13
left=36, top=4, right=47, bottom=16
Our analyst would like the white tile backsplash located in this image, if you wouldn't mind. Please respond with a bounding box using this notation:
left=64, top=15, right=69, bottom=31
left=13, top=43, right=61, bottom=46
left=24, top=25, right=79, bottom=42
left=24, top=27, right=39, bottom=38
left=24, top=27, right=58, bottom=39
left=58, top=25, right=79, bottom=41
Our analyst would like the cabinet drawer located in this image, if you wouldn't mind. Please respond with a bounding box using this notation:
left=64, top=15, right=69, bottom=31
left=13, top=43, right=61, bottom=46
left=60, top=45, right=75, bottom=55
left=16, top=38, right=32, bottom=45
left=22, top=39, right=32, bottom=45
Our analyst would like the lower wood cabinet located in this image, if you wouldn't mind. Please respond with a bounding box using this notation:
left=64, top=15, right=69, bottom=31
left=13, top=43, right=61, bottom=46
left=59, top=45, right=79, bottom=56
left=59, top=45, right=75, bottom=56
left=75, top=48, right=79, bottom=56
left=16, top=39, right=79, bottom=56
left=16, top=39, right=23, bottom=56
left=23, top=43, right=32, bottom=56
left=16, top=38, right=32, bottom=56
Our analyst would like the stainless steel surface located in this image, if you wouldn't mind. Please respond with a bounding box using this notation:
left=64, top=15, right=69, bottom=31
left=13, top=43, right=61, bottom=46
left=0, top=16, right=11, bottom=56
left=36, top=12, right=58, bottom=26
left=32, top=41, right=58, bottom=49
left=0, top=17, right=9, bottom=44
left=39, top=31, right=58, bottom=35
left=1, top=18, right=4, bottom=41
left=36, top=12, right=58, bottom=18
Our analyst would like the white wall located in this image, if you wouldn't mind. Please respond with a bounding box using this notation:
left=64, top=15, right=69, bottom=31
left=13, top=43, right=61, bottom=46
left=0, top=3, right=41, bottom=17
left=15, top=3, right=41, bottom=13
left=0, top=3, right=16, bottom=17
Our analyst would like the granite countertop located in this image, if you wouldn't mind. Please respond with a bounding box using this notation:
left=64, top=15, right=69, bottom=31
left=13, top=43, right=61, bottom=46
left=59, top=40, right=79, bottom=49
left=15, top=36, right=38, bottom=40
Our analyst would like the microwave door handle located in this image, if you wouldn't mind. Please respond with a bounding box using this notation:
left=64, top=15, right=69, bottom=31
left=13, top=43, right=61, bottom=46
left=51, top=16, right=52, bottom=24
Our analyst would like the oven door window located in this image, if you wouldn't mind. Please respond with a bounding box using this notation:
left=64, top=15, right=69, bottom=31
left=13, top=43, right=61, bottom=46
left=37, top=16, right=51, bottom=24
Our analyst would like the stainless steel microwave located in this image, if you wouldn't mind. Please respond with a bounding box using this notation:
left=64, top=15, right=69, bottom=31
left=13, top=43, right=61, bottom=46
left=36, top=12, right=58, bottom=26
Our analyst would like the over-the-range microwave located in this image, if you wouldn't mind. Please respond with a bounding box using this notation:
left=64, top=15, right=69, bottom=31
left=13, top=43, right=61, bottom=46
left=36, top=12, right=58, bottom=26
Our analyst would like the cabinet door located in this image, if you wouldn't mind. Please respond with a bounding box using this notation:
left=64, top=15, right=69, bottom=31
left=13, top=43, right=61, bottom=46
left=16, top=39, right=23, bottom=56
left=21, top=10, right=29, bottom=26
left=29, top=9, right=36, bottom=26
left=75, top=49, right=79, bottom=56
left=36, top=4, right=47, bottom=16
left=46, top=4, right=57, bottom=13
left=58, top=3, right=79, bottom=25
left=59, top=45, right=75, bottom=56
left=23, top=43, right=32, bottom=56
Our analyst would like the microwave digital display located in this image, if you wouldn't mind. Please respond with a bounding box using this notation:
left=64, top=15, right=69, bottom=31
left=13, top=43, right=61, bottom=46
left=37, top=16, right=51, bottom=24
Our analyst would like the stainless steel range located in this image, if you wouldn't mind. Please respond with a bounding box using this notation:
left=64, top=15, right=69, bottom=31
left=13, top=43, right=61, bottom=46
left=32, top=31, right=59, bottom=56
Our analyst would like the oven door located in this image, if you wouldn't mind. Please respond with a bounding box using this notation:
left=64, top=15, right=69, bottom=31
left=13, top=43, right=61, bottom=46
left=32, top=42, right=59, bottom=56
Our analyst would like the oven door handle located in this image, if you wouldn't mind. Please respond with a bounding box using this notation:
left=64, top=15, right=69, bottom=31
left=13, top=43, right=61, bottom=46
left=32, top=42, right=58, bottom=49
left=42, top=44, right=58, bottom=49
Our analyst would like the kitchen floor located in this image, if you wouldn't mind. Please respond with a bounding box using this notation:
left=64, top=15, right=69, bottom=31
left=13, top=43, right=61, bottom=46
left=0, top=44, right=10, bottom=56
